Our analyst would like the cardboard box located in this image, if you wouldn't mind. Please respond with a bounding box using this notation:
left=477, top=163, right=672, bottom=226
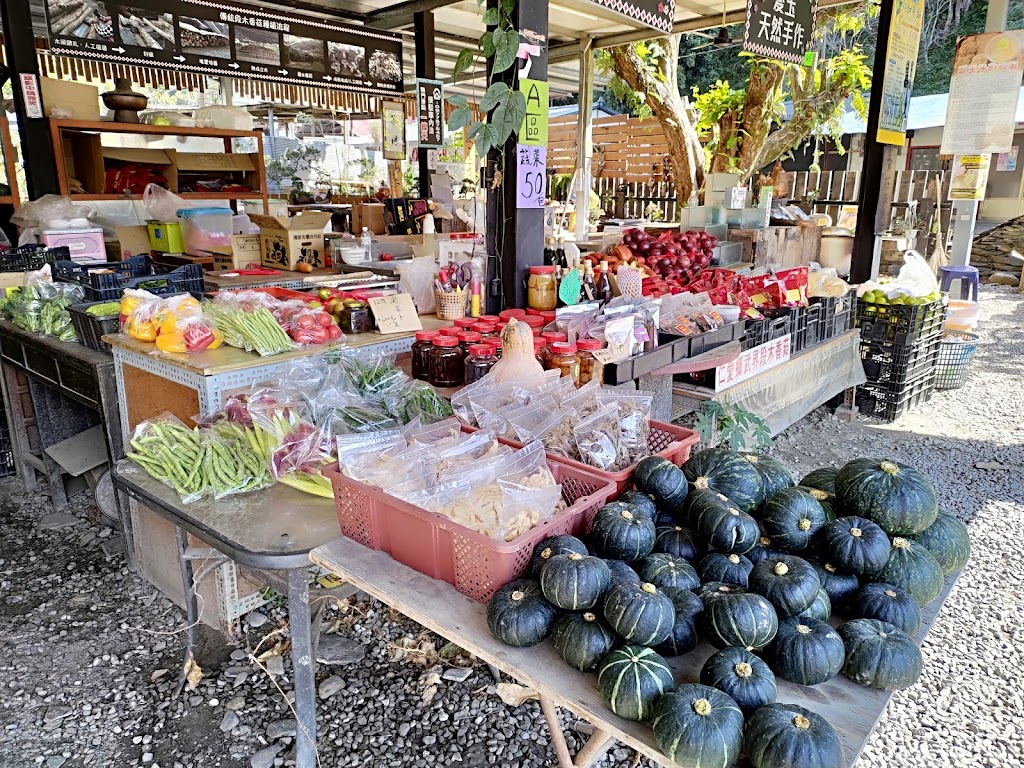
left=40, top=77, right=101, bottom=122
left=110, top=225, right=153, bottom=261
left=352, top=203, right=386, bottom=235
left=63, top=139, right=172, bottom=195
left=208, top=234, right=262, bottom=271
left=249, top=211, right=331, bottom=271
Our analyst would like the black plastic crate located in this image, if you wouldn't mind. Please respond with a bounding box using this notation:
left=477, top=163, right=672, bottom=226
left=742, top=313, right=792, bottom=351
left=68, top=301, right=120, bottom=354
left=0, top=407, right=13, bottom=478
left=813, top=295, right=857, bottom=340
left=860, top=334, right=941, bottom=385
left=856, top=371, right=935, bottom=423
left=54, top=254, right=153, bottom=300
left=856, top=297, right=947, bottom=345
left=0, top=245, right=71, bottom=273
left=58, top=259, right=202, bottom=302
left=804, top=303, right=824, bottom=349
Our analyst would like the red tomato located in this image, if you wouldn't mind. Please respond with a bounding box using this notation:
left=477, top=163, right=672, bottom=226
left=315, top=311, right=333, bottom=328
left=327, top=324, right=342, bottom=340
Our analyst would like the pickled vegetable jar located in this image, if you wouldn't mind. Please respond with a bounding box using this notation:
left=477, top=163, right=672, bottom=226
left=576, top=338, right=605, bottom=386
left=527, top=266, right=558, bottom=311
left=411, top=330, right=440, bottom=381
left=465, top=344, right=497, bottom=384
left=547, top=341, right=581, bottom=385
left=429, top=336, right=464, bottom=387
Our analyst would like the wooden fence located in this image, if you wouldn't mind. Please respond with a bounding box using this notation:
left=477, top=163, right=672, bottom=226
left=549, top=114, right=670, bottom=183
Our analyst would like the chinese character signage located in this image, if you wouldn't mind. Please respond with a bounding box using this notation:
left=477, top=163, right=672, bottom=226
left=948, top=155, right=991, bottom=200
left=743, top=0, right=815, bottom=65
left=714, top=334, right=791, bottom=390
left=45, top=0, right=403, bottom=96
left=580, top=0, right=674, bottom=33
left=382, top=101, right=406, bottom=161
left=941, top=31, right=1024, bottom=155
left=416, top=79, right=444, bottom=149
left=516, top=145, right=546, bottom=209
left=876, top=0, right=925, bottom=146
left=518, top=78, right=549, bottom=146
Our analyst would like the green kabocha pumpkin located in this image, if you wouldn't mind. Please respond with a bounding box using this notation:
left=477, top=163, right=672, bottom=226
left=749, top=555, right=821, bottom=618
left=759, top=487, right=830, bottom=551
left=616, top=490, right=658, bottom=520
left=691, top=493, right=759, bottom=554
left=698, top=552, right=753, bottom=589
left=597, top=645, right=674, bottom=721
left=765, top=617, right=845, bottom=686
left=910, top=512, right=971, bottom=575
left=819, top=516, right=891, bottom=577
left=838, top=618, right=922, bottom=690
left=652, top=684, right=744, bottom=768
left=552, top=611, right=619, bottom=672
left=634, top=456, right=689, bottom=509
left=695, top=581, right=746, bottom=600
left=851, top=583, right=921, bottom=635
left=796, top=587, right=832, bottom=622
left=655, top=586, right=705, bottom=657
left=655, top=509, right=676, bottom=527
left=603, top=582, right=676, bottom=646
left=807, top=558, right=859, bottom=608
left=486, top=580, right=558, bottom=647
left=744, top=704, right=844, bottom=768
left=799, top=467, right=839, bottom=496
left=528, top=534, right=588, bottom=577
left=875, top=537, right=944, bottom=606
left=835, top=458, right=938, bottom=536
left=746, top=535, right=787, bottom=566
left=741, top=453, right=795, bottom=498
left=654, top=525, right=704, bottom=562
left=799, top=486, right=840, bottom=522
left=702, top=590, right=779, bottom=650
left=684, top=448, right=766, bottom=512
left=539, top=553, right=611, bottom=611
left=637, top=553, right=700, bottom=591
left=588, top=504, right=657, bottom=561
left=699, top=647, right=777, bottom=713
left=604, top=559, right=642, bottom=588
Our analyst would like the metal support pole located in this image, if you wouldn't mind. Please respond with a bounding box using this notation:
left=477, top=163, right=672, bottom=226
left=173, top=527, right=200, bottom=697
left=573, top=38, right=595, bottom=244
left=414, top=11, right=436, bottom=198
left=0, top=0, right=59, bottom=197
left=288, top=569, right=318, bottom=768
left=485, top=0, right=549, bottom=312
left=850, top=0, right=895, bottom=283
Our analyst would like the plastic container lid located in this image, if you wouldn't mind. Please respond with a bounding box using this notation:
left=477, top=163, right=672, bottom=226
left=471, top=322, right=496, bottom=333
left=540, top=310, right=556, bottom=322
left=529, top=265, right=556, bottom=274
left=499, top=308, right=527, bottom=320
left=551, top=342, right=578, bottom=355
left=177, top=207, right=233, bottom=218
left=523, top=315, right=545, bottom=328
left=457, top=331, right=482, bottom=343
left=479, top=315, right=500, bottom=323
left=483, top=337, right=503, bottom=348
left=542, top=331, right=567, bottom=343
left=454, top=317, right=477, bottom=329
left=533, top=338, right=546, bottom=353
left=576, top=339, right=603, bottom=351
left=415, top=330, right=440, bottom=342
left=467, top=344, right=493, bottom=356
left=525, top=307, right=543, bottom=316
left=433, top=336, right=460, bottom=347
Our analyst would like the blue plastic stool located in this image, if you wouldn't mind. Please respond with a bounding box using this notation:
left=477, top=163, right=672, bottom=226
left=938, top=265, right=980, bottom=302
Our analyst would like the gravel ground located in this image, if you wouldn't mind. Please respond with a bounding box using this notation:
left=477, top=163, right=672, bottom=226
left=0, top=285, right=1019, bottom=768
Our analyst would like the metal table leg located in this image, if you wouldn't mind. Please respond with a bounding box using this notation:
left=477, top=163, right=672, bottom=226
left=288, top=569, right=318, bottom=768
left=174, top=526, right=201, bottom=697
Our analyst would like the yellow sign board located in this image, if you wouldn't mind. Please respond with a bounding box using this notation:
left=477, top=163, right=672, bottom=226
left=876, top=0, right=926, bottom=146
left=518, top=79, right=549, bottom=146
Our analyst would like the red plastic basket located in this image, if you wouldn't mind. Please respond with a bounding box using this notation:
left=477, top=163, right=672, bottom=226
left=324, top=460, right=616, bottom=602
left=467, top=420, right=699, bottom=497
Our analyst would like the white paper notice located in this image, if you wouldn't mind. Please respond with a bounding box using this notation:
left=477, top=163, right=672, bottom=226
left=941, top=31, right=1024, bottom=155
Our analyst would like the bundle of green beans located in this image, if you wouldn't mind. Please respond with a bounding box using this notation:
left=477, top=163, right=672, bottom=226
left=208, top=305, right=296, bottom=356
left=206, top=421, right=274, bottom=497
left=127, top=420, right=209, bottom=501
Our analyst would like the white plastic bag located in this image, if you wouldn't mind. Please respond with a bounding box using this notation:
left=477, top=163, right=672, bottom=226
left=11, top=195, right=96, bottom=246
left=858, top=251, right=940, bottom=300
left=193, top=106, right=254, bottom=131
left=144, top=184, right=191, bottom=222
left=397, top=256, right=437, bottom=314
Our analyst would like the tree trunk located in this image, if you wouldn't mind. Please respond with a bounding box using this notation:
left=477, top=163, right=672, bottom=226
left=609, top=36, right=705, bottom=202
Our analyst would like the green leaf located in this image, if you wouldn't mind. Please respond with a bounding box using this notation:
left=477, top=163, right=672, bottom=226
left=479, top=82, right=510, bottom=113
left=446, top=94, right=468, bottom=108
left=480, top=31, right=496, bottom=57
left=452, top=49, right=475, bottom=81
left=482, top=7, right=499, bottom=26
left=491, top=28, right=519, bottom=73
left=447, top=107, right=473, bottom=132
left=473, top=123, right=499, bottom=156
left=466, top=123, right=484, bottom=140
left=501, top=0, right=515, bottom=14
left=490, top=90, right=525, bottom=145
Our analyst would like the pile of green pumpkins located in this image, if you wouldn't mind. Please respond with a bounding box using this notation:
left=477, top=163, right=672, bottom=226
left=486, top=449, right=970, bottom=768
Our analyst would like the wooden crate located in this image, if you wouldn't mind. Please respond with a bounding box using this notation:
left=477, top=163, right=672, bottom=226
left=729, top=225, right=823, bottom=269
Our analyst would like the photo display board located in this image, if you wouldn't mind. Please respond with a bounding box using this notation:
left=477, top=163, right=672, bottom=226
left=46, top=0, right=403, bottom=95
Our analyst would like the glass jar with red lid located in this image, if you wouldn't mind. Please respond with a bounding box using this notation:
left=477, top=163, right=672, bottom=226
left=532, top=337, right=546, bottom=366
left=429, top=336, right=464, bottom=387
left=470, top=322, right=497, bottom=338
left=547, top=341, right=581, bottom=385
left=465, top=344, right=498, bottom=384
left=540, top=331, right=567, bottom=366
left=411, top=330, right=441, bottom=381
left=576, top=338, right=604, bottom=386
left=527, top=266, right=558, bottom=311
left=453, top=317, right=477, bottom=331
left=522, top=315, right=545, bottom=334
left=455, top=330, right=482, bottom=355
left=499, top=308, right=526, bottom=321
left=484, top=337, right=503, bottom=359
left=479, top=314, right=500, bottom=325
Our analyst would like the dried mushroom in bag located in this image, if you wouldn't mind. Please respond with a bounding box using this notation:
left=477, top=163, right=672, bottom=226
left=573, top=403, right=623, bottom=471
left=596, top=391, right=654, bottom=467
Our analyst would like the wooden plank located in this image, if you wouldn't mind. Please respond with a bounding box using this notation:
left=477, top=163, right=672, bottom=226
left=310, top=536, right=960, bottom=768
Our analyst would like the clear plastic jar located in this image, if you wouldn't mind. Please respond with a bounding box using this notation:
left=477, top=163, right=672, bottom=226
left=533, top=337, right=546, bottom=366
left=576, top=338, right=604, bottom=386
left=411, top=330, right=440, bottom=381
left=465, top=344, right=498, bottom=384
left=547, top=341, right=581, bottom=385
left=429, top=336, right=464, bottom=387
left=527, top=266, right=558, bottom=311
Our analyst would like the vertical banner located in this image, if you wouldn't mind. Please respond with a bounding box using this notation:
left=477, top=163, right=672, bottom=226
left=743, top=0, right=816, bottom=65
left=517, top=145, right=546, bottom=209
left=416, top=78, right=444, bottom=149
left=949, top=155, right=991, bottom=200
left=518, top=78, right=549, bottom=146
left=876, top=0, right=926, bottom=145
left=382, top=100, right=406, bottom=160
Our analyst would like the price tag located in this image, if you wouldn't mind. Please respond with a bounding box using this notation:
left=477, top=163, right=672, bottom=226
left=368, top=294, right=423, bottom=334
left=516, top=144, right=546, bottom=209
left=591, top=348, right=622, bottom=365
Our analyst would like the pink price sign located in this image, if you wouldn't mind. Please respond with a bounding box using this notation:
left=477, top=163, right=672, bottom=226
left=516, top=144, right=546, bottom=209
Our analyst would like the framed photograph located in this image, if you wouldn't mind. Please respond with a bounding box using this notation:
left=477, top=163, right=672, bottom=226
left=382, top=100, right=406, bottom=161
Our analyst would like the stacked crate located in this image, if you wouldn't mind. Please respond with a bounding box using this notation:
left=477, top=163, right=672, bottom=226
left=855, top=297, right=948, bottom=422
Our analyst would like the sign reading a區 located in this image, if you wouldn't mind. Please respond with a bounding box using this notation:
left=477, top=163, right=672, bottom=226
left=416, top=79, right=444, bottom=149
left=518, top=78, right=549, bottom=146
left=715, top=334, right=791, bottom=390
left=743, top=0, right=816, bottom=65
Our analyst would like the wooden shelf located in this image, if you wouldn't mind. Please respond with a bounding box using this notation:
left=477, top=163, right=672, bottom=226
left=50, top=119, right=261, bottom=140
left=67, top=191, right=263, bottom=202
left=0, top=196, right=14, bottom=205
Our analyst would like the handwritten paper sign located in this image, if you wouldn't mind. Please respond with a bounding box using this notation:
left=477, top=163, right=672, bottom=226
left=517, top=144, right=546, bottom=209
left=368, top=294, right=423, bottom=334
left=518, top=78, right=549, bottom=146
left=715, top=334, right=791, bottom=390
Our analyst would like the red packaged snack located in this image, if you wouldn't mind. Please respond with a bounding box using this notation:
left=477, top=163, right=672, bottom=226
left=773, top=266, right=809, bottom=306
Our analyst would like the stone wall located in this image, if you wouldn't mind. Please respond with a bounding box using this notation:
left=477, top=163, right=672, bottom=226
left=972, top=217, right=1024, bottom=282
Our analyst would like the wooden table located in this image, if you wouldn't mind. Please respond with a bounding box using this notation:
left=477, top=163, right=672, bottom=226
left=311, top=537, right=959, bottom=768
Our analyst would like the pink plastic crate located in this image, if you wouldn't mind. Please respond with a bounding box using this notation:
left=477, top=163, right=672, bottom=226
left=468, top=420, right=699, bottom=498
left=325, top=460, right=616, bottom=602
